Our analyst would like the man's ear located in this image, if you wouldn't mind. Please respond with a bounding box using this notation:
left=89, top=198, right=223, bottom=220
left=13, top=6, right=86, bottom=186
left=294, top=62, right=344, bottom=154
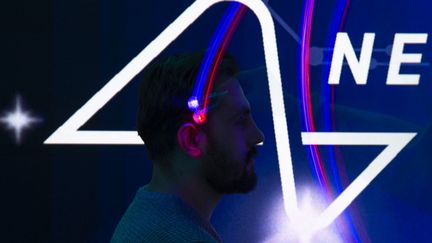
left=177, top=123, right=206, bottom=158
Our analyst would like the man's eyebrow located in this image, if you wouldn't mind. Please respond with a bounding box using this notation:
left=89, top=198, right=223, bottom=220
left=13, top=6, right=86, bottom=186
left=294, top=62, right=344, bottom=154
left=204, top=90, right=228, bottom=113
left=208, top=90, right=228, bottom=99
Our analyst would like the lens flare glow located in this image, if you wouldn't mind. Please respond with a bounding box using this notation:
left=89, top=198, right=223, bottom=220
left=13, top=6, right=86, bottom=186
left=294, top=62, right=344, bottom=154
left=264, top=187, right=344, bottom=243
left=0, top=95, right=42, bottom=144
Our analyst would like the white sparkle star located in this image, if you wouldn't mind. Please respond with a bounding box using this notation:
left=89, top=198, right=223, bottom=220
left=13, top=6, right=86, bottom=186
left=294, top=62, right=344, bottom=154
left=0, top=95, right=41, bottom=144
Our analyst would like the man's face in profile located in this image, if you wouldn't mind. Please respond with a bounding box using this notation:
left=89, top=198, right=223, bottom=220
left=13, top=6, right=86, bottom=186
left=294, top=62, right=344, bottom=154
left=202, top=78, right=264, bottom=194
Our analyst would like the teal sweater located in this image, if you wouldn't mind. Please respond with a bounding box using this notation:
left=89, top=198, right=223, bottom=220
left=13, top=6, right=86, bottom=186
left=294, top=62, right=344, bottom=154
left=111, top=187, right=221, bottom=243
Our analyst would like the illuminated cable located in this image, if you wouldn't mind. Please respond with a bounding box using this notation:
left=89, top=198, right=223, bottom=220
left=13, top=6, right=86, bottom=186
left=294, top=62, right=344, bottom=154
left=188, top=3, right=246, bottom=124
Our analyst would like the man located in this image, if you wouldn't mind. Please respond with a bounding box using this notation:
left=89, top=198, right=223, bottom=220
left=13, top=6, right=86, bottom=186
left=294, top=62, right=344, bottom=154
left=111, top=53, right=264, bottom=242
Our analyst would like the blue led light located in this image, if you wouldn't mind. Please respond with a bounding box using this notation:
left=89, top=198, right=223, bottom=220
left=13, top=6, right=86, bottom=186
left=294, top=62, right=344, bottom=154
left=188, top=96, right=200, bottom=110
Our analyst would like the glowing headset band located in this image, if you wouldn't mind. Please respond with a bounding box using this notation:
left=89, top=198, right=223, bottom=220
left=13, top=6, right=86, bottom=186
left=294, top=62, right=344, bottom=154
left=188, top=3, right=246, bottom=124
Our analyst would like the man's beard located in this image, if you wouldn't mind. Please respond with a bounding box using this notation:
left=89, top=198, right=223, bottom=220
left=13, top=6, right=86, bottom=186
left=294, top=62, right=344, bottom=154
left=203, top=140, right=258, bottom=194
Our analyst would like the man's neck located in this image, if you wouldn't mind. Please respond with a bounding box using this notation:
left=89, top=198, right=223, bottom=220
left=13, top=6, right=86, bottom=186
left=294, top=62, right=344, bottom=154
left=146, top=165, right=221, bottom=221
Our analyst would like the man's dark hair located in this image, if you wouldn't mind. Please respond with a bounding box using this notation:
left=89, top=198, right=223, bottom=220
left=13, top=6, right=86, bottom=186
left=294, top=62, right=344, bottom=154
left=137, top=52, right=239, bottom=163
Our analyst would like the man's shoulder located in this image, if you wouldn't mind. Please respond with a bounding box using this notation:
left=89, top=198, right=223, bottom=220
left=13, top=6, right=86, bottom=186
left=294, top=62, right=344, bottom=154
left=111, top=188, right=220, bottom=243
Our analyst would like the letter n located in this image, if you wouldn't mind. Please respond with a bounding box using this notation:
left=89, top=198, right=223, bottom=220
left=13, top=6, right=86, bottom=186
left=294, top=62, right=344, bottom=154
left=328, top=32, right=375, bottom=85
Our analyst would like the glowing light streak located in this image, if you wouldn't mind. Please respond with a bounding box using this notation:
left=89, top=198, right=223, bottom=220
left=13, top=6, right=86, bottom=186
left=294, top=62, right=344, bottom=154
left=300, top=0, right=331, bottom=190
left=202, top=9, right=246, bottom=115
left=324, top=0, right=364, bottom=241
left=0, top=95, right=41, bottom=144
left=190, top=3, right=246, bottom=124
left=190, top=3, right=239, bottom=112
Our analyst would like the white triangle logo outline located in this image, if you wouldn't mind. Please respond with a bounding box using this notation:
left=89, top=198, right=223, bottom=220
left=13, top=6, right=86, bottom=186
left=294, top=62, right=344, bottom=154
left=44, top=0, right=298, bottom=224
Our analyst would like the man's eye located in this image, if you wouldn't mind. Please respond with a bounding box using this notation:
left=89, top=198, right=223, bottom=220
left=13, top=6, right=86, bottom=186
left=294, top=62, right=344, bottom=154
left=236, top=114, right=250, bottom=125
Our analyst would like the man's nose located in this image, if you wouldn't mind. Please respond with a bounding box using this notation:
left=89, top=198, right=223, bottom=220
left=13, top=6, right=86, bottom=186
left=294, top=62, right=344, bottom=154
left=252, top=119, right=264, bottom=145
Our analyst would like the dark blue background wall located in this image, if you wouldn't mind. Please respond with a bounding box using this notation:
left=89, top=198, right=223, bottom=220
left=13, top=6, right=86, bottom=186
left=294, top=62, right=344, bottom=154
left=1, top=0, right=431, bottom=242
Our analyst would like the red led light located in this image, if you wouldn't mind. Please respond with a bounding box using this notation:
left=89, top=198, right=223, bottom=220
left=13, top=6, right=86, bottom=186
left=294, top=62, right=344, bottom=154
left=193, top=112, right=206, bottom=124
